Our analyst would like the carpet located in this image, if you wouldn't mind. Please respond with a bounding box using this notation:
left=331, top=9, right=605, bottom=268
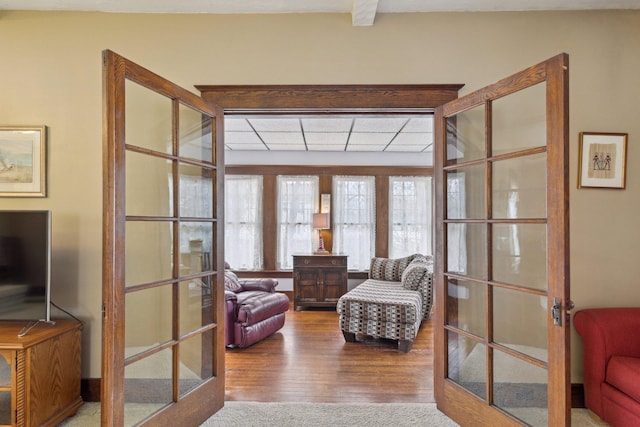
left=203, top=402, right=459, bottom=427
left=59, top=401, right=458, bottom=426
left=58, top=401, right=603, bottom=426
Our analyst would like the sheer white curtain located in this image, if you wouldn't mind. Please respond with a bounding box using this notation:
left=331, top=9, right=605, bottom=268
left=225, top=175, right=263, bottom=270
left=389, top=176, right=432, bottom=258
left=277, top=176, right=319, bottom=269
left=333, top=176, right=375, bottom=271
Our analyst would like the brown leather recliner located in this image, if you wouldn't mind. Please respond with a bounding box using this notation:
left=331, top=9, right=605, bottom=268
left=224, top=269, right=290, bottom=348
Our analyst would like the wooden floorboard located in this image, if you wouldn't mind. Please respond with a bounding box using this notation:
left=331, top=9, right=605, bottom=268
left=225, top=305, right=434, bottom=403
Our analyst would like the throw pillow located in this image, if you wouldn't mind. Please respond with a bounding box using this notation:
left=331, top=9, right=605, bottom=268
left=401, top=257, right=432, bottom=291
left=369, top=254, right=418, bottom=281
left=224, top=270, right=242, bottom=292
left=412, top=254, right=433, bottom=268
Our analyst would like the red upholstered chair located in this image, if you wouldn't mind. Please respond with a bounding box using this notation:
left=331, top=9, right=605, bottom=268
left=574, top=307, right=640, bottom=426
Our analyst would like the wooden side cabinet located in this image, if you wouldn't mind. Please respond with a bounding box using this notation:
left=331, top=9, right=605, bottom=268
left=0, top=320, right=82, bottom=427
left=293, top=254, right=348, bottom=311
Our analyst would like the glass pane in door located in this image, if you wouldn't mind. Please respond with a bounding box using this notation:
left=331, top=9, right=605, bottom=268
left=446, top=165, right=486, bottom=220
left=125, top=221, right=173, bottom=287
left=179, top=221, right=213, bottom=277
left=447, top=223, right=487, bottom=279
left=492, top=348, right=548, bottom=427
left=493, top=286, right=548, bottom=362
left=179, top=163, right=214, bottom=218
left=492, top=83, right=546, bottom=156
left=179, top=331, right=214, bottom=397
left=0, top=391, right=9, bottom=425
left=126, top=151, right=173, bottom=217
left=179, top=279, right=213, bottom=335
left=492, top=223, right=547, bottom=290
left=448, top=331, right=486, bottom=400
left=492, top=152, right=547, bottom=219
left=179, top=103, right=214, bottom=164
left=124, top=347, right=174, bottom=425
left=446, top=278, right=486, bottom=338
left=125, top=80, right=172, bottom=154
left=0, top=352, right=9, bottom=426
left=125, top=285, right=173, bottom=356
left=0, top=352, right=9, bottom=387
left=445, top=105, right=485, bottom=164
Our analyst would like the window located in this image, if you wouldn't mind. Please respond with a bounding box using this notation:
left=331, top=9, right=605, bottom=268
left=333, top=176, right=375, bottom=270
left=225, top=175, right=263, bottom=270
left=277, top=176, right=319, bottom=269
left=389, top=176, right=432, bottom=258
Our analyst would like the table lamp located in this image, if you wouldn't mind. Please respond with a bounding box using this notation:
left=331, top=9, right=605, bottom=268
left=313, top=213, right=330, bottom=253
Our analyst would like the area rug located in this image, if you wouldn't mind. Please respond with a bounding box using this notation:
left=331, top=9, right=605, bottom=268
left=59, top=401, right=601, bottom=426
left=60, top=401, right=458, bottom=426
left=203, top=402, right=459, bottom=427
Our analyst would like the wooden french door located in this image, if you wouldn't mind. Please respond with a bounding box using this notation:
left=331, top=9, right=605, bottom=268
left=102, top=50, right=225, bottom=426
left=434, top=54, right=570, bottom=426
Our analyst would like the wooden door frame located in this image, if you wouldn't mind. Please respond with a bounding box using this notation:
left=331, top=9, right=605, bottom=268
left=433, top=53, right=570, bottom=426
left=194, top=84, right=464, bottom=112
left=196, top=83, right=464, bottom=267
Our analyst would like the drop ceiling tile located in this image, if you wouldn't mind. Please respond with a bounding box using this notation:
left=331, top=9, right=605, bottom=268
left=301, top=118, right=353, bottom=132
left=266, top=144, right=306, bottom=151
left=226, top=143, right=268, bottom=151
left=348, top=132, right=395, bottom=146
left=259, top=132, right=305, bottom=145
left=384, top=145, right=427, bottom=152
left=346, top=144, right=385, bottom=152
left=391, top=132, right=433, bottom=146
left=249, top=118, right=300, bottom=132
left=305, top=132, right=349, bottom=147
left=226, top=131, right=264, bottom=145
left=308, top=145, right=347, bottom=151
left=402, top=117, right=434, bottom=133
left=352, top=117, right=408, bottom=133
left=225, top=118, right=253, bottom=131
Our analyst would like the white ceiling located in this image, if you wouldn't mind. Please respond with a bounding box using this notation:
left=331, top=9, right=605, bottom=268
left=225, top=115, right=434, bottom=152
left=2, top=0, right=639, bottom=26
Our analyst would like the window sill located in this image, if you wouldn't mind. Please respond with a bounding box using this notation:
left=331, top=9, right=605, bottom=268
left=233, top=270, right=368, bottom=280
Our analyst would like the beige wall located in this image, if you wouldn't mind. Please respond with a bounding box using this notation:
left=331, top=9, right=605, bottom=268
left=1, top=10, right=638, bottom=382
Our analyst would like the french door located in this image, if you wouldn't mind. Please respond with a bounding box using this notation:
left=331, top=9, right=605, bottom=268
left=102, top=50, right=225, bottom=426
left=434, top=54, right=570, bottom=426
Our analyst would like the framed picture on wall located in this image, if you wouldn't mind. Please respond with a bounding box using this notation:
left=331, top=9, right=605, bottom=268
left=578, top=132, right=628, bottom=189
left=0, top=126, right=47, bottom=197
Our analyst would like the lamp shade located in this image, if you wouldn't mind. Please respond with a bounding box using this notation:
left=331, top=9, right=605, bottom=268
left=312, top=213, right=330, bottom=229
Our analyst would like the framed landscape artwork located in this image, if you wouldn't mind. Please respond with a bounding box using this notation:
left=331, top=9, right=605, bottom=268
left=578, top=132, right=628, bottom=189
left=0, top=126, right=47, bottom=197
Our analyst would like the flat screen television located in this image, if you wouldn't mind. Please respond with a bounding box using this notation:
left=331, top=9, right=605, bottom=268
left=0, top=210, right=51, bottom=322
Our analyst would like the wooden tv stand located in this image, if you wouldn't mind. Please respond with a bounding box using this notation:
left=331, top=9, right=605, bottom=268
left=0, top=320, right=83, bottom=427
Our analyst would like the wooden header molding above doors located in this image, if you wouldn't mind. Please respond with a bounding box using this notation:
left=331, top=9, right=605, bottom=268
left=194, top=84, right=464, bottom=112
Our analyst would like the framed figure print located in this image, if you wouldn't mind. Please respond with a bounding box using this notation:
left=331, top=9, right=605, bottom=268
left=0, top=126, right=47, bottom=197
left=578, top=132, right=628, bottom=189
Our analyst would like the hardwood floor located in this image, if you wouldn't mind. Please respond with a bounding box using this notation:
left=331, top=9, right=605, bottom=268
left=225, top=305, right=435, bottom=403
